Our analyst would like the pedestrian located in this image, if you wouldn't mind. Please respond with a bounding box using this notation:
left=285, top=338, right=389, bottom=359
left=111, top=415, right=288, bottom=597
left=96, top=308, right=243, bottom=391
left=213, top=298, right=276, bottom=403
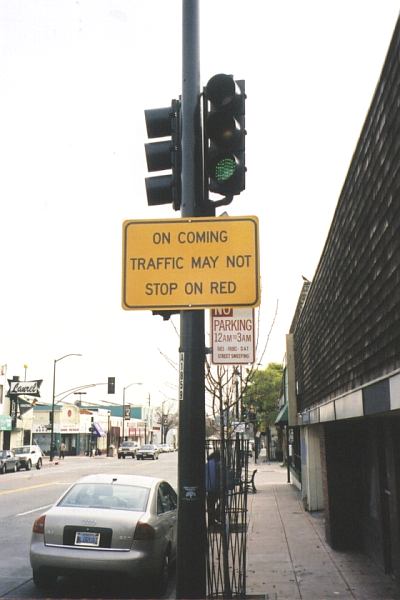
left=59, top=441, right=66, bottom=459
left=205, top=450, right=221, bottom=525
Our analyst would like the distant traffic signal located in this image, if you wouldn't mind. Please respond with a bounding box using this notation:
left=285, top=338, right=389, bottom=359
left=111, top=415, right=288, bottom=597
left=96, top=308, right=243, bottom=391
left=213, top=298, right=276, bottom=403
left=204, top=74, right=246, bottom=197
left=144, top=99, right=181, bottom=210
left=107, top=377, right=115, bottom=394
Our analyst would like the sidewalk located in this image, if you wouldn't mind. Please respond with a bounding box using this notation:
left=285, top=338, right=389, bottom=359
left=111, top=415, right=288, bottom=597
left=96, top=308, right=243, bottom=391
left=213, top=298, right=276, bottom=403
left=246, top=461, right=400, bottom=600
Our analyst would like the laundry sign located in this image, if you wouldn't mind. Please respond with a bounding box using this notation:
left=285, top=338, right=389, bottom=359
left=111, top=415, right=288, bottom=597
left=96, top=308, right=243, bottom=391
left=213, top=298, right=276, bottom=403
left=7, top=379, right=43, bottom=397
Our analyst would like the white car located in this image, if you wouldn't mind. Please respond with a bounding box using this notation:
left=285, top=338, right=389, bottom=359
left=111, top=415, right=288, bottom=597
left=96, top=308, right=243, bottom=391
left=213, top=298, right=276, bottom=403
left=159, top=444, right=174, bottom=453
left=30, top=473, right=177, bottom=595
left=13, top=445, right=43, bottom=471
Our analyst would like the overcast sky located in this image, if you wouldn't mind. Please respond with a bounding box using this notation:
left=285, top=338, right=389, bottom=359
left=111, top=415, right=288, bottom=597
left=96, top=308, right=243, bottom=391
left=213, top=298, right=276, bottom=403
left=1, top=1, right=399, bottom=409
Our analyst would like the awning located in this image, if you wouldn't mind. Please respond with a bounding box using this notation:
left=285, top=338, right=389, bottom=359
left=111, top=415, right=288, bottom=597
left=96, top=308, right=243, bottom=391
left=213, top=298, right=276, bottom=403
left=275, top=403, right=288, bottom=425
left=93, top=422, right=107, bottom=437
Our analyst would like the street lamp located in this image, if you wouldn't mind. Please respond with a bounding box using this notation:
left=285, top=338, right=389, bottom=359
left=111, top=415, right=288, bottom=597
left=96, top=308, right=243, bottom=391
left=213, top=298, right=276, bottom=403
left=122, top=382, right=142, bottom=441
left=50, top=353, right=82, bottom=461
left=144, top=394, right=152, bottom=444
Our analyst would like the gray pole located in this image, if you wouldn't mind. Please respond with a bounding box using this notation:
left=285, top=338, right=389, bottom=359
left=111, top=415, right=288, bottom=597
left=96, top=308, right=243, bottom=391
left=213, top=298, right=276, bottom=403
left=122, top=387, right=126, bottom=441
left=50, top=360, right=56, bottom=461
left=176, top=1, right=207, bottom=598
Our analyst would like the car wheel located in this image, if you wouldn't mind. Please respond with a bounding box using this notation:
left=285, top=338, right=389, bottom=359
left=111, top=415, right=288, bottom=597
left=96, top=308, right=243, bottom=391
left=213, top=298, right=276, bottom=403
left=32, top=568, right=57, bottom=589
left=13, top=463, right=17, bottom=473
left=118, top=454, right=121, bottom=459
left=122, top=455, right=126, bottom=459
left=155, top=551, right=170, bottom=597
left=0, top=464, right=5, bottom=474
left=26, top=460, right=32, bottom=471
left=36, top=458, right=42, bottom=470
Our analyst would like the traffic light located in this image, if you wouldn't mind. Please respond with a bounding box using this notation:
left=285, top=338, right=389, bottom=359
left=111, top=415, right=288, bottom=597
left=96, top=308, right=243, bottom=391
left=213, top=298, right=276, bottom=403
left=107, top=377, right=115, bottom=394
left=144, top=99, right=181, bottom=210
left=204, top=74, right=246, bottom=197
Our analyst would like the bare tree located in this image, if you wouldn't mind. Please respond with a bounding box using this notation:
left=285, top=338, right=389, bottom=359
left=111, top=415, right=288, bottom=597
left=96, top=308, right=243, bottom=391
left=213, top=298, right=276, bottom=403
left=154, top=401, right=178, bottom=444
left=205, top=301, right=279, bottom=439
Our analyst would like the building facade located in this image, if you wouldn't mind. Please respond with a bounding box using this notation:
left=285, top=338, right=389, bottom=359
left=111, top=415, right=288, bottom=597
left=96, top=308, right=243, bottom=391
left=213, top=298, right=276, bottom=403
left=2, top=399, right=151, bottom=456
left=287, top=16, right=400, bottom=580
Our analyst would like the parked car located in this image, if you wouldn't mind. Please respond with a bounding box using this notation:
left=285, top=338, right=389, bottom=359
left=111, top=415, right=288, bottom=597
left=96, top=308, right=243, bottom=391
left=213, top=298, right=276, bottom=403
left=30, top=473, right=177, bottom=595
left=0, top=449, right=19, bottom=474
left=136, top=444, right=160, bottom=460
left=13, top=445, right=43, bottom=470
left=117, top=440, right=139, bottom=459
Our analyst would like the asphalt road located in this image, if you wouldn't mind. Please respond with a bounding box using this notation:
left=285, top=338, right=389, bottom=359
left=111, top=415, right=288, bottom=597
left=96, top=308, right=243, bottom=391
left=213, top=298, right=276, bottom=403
left=0, top=452, right=178, bottom=599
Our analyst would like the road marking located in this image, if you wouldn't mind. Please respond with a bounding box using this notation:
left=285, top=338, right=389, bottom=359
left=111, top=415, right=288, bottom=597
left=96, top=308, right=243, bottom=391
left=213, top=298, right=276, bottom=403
left=17, top=504, right=53, bottom=516
left=0, top=481, right=66, bottom=496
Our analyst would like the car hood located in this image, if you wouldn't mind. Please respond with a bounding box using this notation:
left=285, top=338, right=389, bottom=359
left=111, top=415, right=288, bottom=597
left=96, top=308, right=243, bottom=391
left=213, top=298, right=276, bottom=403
left=43, top=506, right=145, bottom=550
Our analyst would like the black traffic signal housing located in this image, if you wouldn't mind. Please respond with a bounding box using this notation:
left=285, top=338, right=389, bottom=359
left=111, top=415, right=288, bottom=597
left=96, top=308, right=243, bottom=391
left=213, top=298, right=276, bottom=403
left=107, top=377, right=115, bottom=394
left=144, top=99, right=181, bottom=210
left=204, top=74, right=246, bottom=199
left=152, top=309, right=180, bottom=321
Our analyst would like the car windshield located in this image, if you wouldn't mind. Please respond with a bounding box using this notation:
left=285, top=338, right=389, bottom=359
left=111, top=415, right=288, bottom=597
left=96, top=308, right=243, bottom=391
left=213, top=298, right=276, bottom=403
left=58, top=482, right=149, bottom=511
left=0, top=450, right=9, bottom=458
left=13, top=446, right=31, bottom=454
left=122, top=442, right=135, bottom=447
left=141, top=445, right=154, bottom=450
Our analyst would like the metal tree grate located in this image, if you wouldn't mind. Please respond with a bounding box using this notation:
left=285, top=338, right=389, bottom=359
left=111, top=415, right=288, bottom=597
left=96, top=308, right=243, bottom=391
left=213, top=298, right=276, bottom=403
left=206, top=439, right=250, bottom=599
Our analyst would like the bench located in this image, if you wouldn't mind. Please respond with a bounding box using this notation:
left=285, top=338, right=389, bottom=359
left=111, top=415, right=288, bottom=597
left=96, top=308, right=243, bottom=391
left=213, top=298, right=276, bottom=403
left=243, top=469, right=257, bottom=493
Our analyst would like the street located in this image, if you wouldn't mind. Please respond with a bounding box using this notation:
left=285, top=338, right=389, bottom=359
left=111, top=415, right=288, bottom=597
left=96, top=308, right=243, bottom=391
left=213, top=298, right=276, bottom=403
left=0, top=452, right=178, bottom=599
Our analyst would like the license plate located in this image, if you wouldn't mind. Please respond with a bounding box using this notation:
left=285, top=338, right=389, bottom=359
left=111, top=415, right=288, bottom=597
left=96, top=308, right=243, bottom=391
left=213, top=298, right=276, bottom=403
left=74, top=531, right=100, bottom=546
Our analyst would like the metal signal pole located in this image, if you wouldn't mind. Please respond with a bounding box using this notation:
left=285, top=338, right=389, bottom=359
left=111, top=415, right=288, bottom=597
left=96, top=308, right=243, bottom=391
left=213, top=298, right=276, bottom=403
left=176, top=1, right=207, bottom=598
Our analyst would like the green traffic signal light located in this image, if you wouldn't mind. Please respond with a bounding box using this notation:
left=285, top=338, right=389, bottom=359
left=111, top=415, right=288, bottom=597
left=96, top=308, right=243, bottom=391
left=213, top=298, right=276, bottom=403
left=214, top=157, right=237, bottom=182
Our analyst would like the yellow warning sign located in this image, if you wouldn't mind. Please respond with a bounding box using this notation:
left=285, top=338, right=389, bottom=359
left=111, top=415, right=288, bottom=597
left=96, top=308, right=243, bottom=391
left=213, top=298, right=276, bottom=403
left=122, top=216, right=260, bottom=310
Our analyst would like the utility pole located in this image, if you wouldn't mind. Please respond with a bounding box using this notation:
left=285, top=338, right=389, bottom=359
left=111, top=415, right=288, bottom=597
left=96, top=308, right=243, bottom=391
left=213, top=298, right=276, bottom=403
left=176, top=1, right=207, bottom=598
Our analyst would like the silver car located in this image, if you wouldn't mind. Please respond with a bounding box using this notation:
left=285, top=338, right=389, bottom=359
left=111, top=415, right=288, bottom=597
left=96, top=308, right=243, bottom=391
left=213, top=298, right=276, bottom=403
left=136, top=444, right=160, bottom=460
left=0, top=449, right=19, bottom=473
left=30, top=473, right=177, bottom=595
